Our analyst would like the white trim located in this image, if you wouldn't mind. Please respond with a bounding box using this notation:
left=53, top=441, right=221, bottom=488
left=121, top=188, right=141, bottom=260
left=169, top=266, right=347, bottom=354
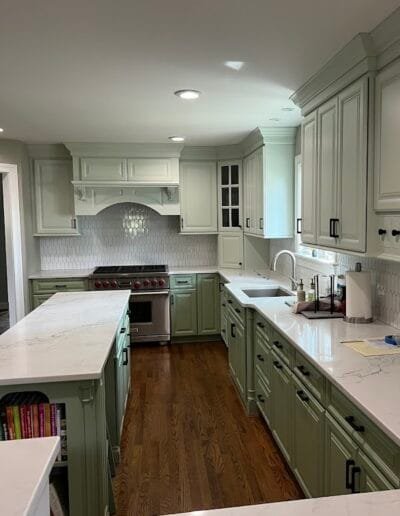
left=0, top=164, right=25, bottom=325
left=295, top=253, right=337, bottom=275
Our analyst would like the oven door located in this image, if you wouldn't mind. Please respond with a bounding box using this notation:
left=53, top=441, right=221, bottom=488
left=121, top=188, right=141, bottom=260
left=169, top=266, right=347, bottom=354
left=130, top=290, right=170, bottom=343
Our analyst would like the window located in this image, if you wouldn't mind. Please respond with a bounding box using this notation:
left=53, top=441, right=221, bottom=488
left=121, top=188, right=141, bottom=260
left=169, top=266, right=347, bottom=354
left=295, top=156, right=336, bottom=264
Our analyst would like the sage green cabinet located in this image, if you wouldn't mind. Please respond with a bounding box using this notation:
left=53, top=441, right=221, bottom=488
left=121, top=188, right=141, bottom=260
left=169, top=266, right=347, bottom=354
left=220, top=288, right=228, bottom=345
left=292, top=375, right=325, bottom=497
left=228, top=315, right=246, bottom=400
left=197, top=274, right=220, bottom=335
left=270, top=349, right=293, bottom=465
left=358, top=450, right=395, bottom=493
left=170, top=289, right=197, bottom=337
left=324, top=412, right=358, bottom=496
left=30, top=277, right=89, bottom=311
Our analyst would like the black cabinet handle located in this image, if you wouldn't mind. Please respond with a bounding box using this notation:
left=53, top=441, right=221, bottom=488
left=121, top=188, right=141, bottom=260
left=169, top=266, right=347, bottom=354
left=230, top=323, right=236, bottom=338
left=234, top=308, right=241, bottom=314
left=256, top=322, right=265, bottom=329
left=256, top=354, right=264, bottom=362
left=222, top=303, right=226, bottom=307
left=329, top=218, right=339, bottom=238
left=222, top=329, right=226, bottom=333
left=122, top=347, right=129, bottom=366
left=259, top=218, right=263, bottom=230
left=392, top=229, right=400, bottom=237
left=297, top=365, right=310, bottom=377
left=345, top=459, right=355, bottom=489
left=246, top=218, right=250, bottom=228
left=120, top=327, right=126, bottom=334
left=273, top=360, right=282, bottom=370
left=351, top=465, right=361, bottom=493
left=273, top=340, right=283, bottom=350
left=345, top=416, right=365, bottom=433
left=296, top=390, right=309, bottom=403
left=238, top=262, right=242, bottom=266
left=257, top=394, right=265, bottom=403
left=296, top=218, right=302, bottom=234
left=227, top=300, right=233, bottom=304
left=378, top=228, right=387, bottom=235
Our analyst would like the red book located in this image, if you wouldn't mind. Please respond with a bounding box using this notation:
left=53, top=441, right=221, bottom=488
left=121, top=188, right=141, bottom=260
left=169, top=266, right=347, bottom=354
left=39, top=404, right=45, bottom=437
left=6, top=407, right=15, bottom=440
left=26, top=405, right=32, bottom=438
left=32, top=405, right=39, bottom=438
left=50, top=404, right=57, bottom=436
left=20, top=405, right=26, bottom=438
left=44, top=404, right=51, bottom=437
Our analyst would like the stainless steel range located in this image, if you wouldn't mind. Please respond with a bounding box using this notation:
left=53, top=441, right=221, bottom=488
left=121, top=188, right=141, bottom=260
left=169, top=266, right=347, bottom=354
left=89, top=265, right=170, bottom=345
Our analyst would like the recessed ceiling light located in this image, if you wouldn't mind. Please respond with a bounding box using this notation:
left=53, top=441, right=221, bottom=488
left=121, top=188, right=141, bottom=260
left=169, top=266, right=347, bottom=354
left=281, top=107, right=295, bottom=112
left=169, top=136, right=185, bottom=142
left=174, top=89, right=201, bottom=100
left=269, top=118, right=280, bottom=122
left=224, top=61, right=245, bottom=71
left=0, top=128, right=4, bottom=133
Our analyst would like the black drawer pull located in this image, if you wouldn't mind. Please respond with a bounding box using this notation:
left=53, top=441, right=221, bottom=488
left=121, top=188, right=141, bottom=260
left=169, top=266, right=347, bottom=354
left=176, top=280, right=189, bottom=284
left=273, top=360, right=282, bottom=370
left=297, top=365, right=310, bottom=377
left=392, top=229, right=400, bottom=237
left=273, top=340, right=283, bottom=349
left=351, top=465, right=361, bottom=494
left=54, top=284, right=67, bottom=289
left=296, top=390, right=309, bottom=403
left=227, top=300, right=233, bottom=304
left=234, top=308, right=241, bottom=314
left=345, top=416, right=365, bottom=433
left=345, top=459, right=355, bottom=489
left=120, top=327, right=126, bottom=334
left=378, top=228, right=387, bottom=235
left=256, top=354, right=264, bottom=362
left=257, top=394, right=265, bottom=403
left=222, top=303, right=226, bottom=307
left=256, top=322, right=265, bottom=329
left=122, top=347, right=129, bottom=366
left=230, top=323, right=236, bottom=338
left=246, top=217, right=250, bottom=228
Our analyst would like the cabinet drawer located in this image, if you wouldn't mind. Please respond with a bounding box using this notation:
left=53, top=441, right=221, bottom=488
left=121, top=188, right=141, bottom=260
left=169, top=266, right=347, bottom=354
left=254, top=312, right=272, bottom=344
left=255, top=331, right=271, bottom=385
left=294, top=350, right=326, bottom=404
left=226, top=294, right=245, bottom=325
left=170, top=274, right=197, bottom=289
left=255, top=372, right=272, bottom=426
left=328, top=383, right=400, bottom=486
left=270, top=329, right=294, bottom=367
left=32, top=278, right=88, bottom=294
left=32, top=294, right=53, bottom=309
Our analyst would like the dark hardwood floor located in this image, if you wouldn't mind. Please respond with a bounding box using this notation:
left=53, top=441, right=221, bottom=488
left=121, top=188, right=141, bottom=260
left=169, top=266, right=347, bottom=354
left=113, top=341, right=303, bottom=516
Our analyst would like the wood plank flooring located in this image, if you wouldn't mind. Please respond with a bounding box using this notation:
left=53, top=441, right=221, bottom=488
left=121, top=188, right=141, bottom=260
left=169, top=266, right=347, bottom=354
left=113, top=341, right=303, bottom=516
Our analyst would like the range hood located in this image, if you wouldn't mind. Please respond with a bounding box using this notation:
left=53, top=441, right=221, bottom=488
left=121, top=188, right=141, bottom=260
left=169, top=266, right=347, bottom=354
left=65, top=142, right=184, bottom=216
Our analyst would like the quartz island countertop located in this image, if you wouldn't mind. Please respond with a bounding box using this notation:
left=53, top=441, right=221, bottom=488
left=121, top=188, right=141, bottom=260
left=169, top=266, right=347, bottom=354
left=0, top=436, right=60, bottom=516
left=0, top=290, right=130, bottom=385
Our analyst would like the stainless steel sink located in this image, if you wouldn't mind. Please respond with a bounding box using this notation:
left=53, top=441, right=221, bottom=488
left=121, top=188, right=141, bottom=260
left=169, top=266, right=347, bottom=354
left=242, top=287, right=293, bottom=298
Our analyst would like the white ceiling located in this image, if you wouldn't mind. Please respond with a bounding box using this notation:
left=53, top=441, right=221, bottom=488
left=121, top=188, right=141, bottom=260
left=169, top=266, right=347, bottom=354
left=0, top=0, right=399, bottom=145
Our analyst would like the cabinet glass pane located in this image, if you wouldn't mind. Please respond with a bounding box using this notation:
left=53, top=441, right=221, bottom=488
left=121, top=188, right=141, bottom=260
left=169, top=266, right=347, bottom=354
left=231, top=208, right=239, bottom=227
left=231, top=165, right=239, bottom=184
left=221, top=166, right=229, bottom=185
left=222, top=209, right=230, bottom=227
left=231, top=187, right=239, bottom=206
left=222, top=188, right=230, bottom=206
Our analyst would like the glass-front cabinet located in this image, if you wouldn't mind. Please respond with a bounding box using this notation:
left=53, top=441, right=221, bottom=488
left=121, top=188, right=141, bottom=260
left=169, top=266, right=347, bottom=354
left=218, top=161, right=242, bottom=232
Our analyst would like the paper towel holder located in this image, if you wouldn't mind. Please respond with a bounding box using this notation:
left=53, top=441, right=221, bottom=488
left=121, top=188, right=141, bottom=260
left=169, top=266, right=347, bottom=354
left=344, top=263, right=373, bottom=324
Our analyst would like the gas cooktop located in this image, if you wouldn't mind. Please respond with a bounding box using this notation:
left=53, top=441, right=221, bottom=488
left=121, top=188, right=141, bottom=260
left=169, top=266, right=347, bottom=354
left=91, top=265, right=168, bottom=276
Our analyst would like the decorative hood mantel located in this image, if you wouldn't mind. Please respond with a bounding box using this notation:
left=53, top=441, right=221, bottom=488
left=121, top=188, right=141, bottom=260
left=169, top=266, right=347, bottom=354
left=65, top=142, right=184, bottom=216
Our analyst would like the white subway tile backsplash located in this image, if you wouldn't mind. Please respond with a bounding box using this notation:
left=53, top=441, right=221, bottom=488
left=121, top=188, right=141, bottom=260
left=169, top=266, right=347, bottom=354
left=40, top=203, right=217, bottom=269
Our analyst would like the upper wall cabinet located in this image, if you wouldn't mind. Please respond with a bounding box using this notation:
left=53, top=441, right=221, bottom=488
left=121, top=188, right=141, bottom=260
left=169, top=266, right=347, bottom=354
left=33, top=159, right=79, bottom=236
left=179, top=161, right=218, bottom=233
left=243, top=128, right=295, bottom=239
left=375, top=58, right=400, bottom=211
left=218, top=161, right=242, bottom=232
left=301, top=76, right=368, bottom=253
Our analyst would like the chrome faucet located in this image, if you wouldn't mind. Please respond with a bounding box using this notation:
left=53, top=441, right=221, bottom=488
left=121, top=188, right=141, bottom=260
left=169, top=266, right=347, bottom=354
left=271, top=250, right=297, bottom=290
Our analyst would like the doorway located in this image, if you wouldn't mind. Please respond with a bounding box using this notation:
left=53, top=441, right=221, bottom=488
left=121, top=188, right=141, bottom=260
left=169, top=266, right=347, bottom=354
left=0, top=163, right=25, bottom=328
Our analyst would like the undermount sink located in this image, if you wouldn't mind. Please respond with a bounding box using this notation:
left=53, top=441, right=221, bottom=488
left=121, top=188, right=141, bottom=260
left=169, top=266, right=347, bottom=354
left=242, top=287, right=293, bottom=298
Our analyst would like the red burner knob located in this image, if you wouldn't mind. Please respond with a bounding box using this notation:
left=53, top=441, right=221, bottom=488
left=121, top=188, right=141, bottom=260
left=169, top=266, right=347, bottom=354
left=110, top=280, right=118, bottom=289
left=94, top=280, right=102, bottom=289
left=134, top=281, right=141, bottom=289
left=143, top=279, right=150, bottom=287
left=151, top=279, right=157, bottom=287
left=102, top=280, right=110, bottom=288
left=158, top=279, right=165, bottom=287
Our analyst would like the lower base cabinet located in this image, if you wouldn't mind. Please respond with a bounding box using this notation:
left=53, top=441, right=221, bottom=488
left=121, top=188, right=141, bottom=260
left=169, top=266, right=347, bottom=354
left=220, top=288, right=228, bottom=345
left=228, top=315, right=246, bottom=400
left=171, top=289, right=197, bottom=336
left=358, top=449, right=395, bottom=492
left=292, top=375, right=325, bottom=498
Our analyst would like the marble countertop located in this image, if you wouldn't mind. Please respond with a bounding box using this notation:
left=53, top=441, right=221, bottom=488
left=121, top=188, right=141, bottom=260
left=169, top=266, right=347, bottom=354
left=29, top=268, right=94, bottom=279
left=167, top=490, right=400, bottom=516
left=0, top=290, right=130, bottom=385
left=0, top=437, right=60, bottom=516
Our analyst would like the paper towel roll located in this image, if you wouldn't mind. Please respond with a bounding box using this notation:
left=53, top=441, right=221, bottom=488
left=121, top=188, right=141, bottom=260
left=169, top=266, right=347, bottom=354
left=345, top=270, right=373, bottom=323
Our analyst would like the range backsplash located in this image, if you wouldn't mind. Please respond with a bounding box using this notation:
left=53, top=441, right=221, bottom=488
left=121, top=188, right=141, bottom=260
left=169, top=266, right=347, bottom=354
left=270, top=239, right=400, bottom=330
left=40, top=203, right=218, bottom=269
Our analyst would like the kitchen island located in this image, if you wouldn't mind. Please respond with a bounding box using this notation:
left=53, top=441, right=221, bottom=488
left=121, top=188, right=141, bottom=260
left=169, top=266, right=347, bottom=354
left=0, top=290, right=131, bottom=516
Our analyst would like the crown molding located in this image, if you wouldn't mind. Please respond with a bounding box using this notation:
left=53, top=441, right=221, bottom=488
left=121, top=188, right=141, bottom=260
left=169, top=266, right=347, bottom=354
left=241, top=127, right=296, bottom=156
left=65, top=142, right=184, bottom=158
left=27, top=144, right=71, bottom=159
